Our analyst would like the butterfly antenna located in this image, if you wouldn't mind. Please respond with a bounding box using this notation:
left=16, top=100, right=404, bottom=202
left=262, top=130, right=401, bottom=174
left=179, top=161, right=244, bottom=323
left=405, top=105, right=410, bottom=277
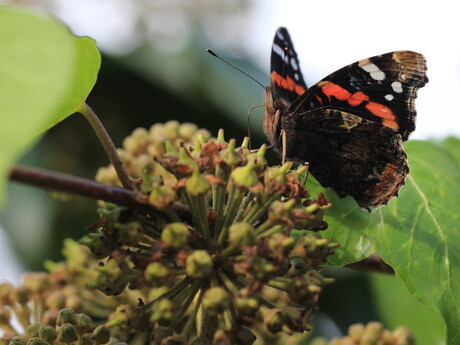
left=206, top=49, right=265, bottom=89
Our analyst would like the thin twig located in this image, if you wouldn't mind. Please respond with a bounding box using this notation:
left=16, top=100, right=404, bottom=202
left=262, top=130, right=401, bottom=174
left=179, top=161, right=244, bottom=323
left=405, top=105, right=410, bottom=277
left=79, top=103, right=136, bottom=191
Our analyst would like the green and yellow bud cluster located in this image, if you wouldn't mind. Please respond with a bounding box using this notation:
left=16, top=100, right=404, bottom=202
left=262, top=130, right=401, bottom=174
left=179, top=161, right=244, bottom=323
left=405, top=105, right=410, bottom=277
left=0, top=301, right=127, bottom=345
left=321, top=322, right=415, bottom=345
left=79, top=124, right=339, bottom=344
left=96, top=121, right=211, bottom=187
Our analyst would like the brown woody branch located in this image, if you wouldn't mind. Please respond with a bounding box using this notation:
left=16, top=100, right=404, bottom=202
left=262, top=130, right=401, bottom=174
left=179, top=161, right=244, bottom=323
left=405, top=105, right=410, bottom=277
left=9, top=165, right=192, bottom=219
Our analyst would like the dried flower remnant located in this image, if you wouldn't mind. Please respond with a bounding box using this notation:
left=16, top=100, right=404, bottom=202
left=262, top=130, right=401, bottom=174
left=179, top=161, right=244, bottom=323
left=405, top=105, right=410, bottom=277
left=83, top=124, right=338, bottom=344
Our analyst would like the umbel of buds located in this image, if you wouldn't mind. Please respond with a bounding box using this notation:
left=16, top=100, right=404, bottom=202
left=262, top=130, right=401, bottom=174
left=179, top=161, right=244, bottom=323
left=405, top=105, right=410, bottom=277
left=311, top=322, right=415, bottom=345
left=85, top=123, right=338, bottom=345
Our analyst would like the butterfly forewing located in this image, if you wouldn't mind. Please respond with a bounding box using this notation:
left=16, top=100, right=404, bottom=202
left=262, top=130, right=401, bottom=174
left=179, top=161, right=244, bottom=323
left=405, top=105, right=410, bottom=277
left=270, top=27, right=308, bottom=105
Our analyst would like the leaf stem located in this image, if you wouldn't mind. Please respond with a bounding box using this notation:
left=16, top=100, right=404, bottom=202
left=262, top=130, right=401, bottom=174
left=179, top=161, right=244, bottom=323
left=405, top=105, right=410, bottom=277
left=79, top=103, right=136, bottom=191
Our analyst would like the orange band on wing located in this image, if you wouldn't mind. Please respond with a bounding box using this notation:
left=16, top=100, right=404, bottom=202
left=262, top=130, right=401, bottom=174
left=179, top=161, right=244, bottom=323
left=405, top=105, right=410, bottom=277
left=271, top=71, right=306, bottom=96
left=365, top=102, right=399, bottom=130
left=348, top=91, right=369, bottom=106
left=321, top=82, right=351, bottom=101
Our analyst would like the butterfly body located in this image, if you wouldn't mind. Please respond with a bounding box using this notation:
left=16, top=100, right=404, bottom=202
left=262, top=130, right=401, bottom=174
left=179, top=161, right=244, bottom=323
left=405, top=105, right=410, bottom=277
left=264, top=27, right=428, bottom=208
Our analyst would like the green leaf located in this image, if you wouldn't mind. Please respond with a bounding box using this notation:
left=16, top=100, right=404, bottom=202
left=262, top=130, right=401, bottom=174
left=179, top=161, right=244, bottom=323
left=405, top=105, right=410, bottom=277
left=308, top=139, right=460, bottom=344
left=0, top=6, right=100, bottom=203
left=370, top=273, right=445, bottom=345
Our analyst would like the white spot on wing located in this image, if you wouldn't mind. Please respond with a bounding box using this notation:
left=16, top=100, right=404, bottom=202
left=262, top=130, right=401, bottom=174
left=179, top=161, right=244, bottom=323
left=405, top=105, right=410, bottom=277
left=391, top=81, right=403, bottom=93
left=294, top=73, right=300, bottom=81
left=277, top=31, right=285, bottom=40
left=273, top=43, right=285, bottom=60
left=370, top=71, right=385, bottom=80
left=385, top=94, right=394, bottom=101
left=359, top=62, right=385, bottom=81
left=290, top=57, right=298, bottom=70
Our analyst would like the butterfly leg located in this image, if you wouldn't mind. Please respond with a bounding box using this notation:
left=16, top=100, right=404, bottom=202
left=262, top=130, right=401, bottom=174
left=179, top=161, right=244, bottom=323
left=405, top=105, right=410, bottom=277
left=281, top=129, right=287, bottom=164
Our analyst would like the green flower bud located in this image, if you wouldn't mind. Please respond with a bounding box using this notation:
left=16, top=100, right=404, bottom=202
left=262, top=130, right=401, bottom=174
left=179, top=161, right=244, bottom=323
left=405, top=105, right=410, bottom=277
left=56, top=308, right=77, bottom=326
left=263, top=308, right=285, bottom=334
left=45, top=291, right=66, bottom=310
left=161, top=223, right=190, bottom=248
left=87, top=257, right=137, bottom=296
left=106, top=304, right=146, bottom=330
left=178, top=123, right=199, bottom=141
left=361, top=322, right=383, bottom=343
left=163, top=120, right=180, bottom=140
left=79, top=334, right=94, bottom=345
left=217, top=129, right=225, bottom=142
left=0, top=282, right=14, bottom=305
left=13, top=286, right=30, bottom=305
left=392, top=326, right=415, bottom=345
left=268, top=200, right=295, bottom=222
left=10, top=336, right=28, bottom=345
left=202, top=287, right=229, bottom=315
left=348, top=323, right=365, bottom=342
left=148, top=286, right=170, bottom=302
left=123, top=128, right=149, bottom=154
left=91, top=325, right=111, bottom=344
left=150, top=298, right=175, bottom=325
left=228, top=222, right=256, bottom=247
left=145, top=262, right=170, bottom=286
left=22, top=272, right=50, bottom=294
left=75, top=313, right=93, bottom=335
left=58, top=323, right=78, bottom=344
left=116, top=221, right=143, bottom=245
left=39, top=325, right=57, bottom=343
left=234, top=296, right=260, bottom=316
left=78, top=233, right=116, bottom=259
left=149, top=185, right=177, bottom=210
left=231, top=163, right=258, bottom=188
left=186, top=170, right=211, bottom=196
left=185, top=250, right=213, bottom=278
left=42, top=309, right=58, bottom=327
left=27, top=323, right=45, bottom=337
left=65, top=295, right=84, bottom=313
left=26, top=338, right=47, bottom=345
left=267, top=233, right=294, bottom=252
left=219, top=139, right=241, bottom=167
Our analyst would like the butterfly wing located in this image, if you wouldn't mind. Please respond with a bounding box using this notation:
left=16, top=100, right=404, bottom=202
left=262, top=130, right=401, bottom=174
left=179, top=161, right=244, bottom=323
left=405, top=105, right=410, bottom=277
left=268, top=29, right=428, bottom=207
left=289, top=51, right=428, bottom=140
left=286, top=108, right=409, bottom=207
left=269, top=27, right=308, bottom=106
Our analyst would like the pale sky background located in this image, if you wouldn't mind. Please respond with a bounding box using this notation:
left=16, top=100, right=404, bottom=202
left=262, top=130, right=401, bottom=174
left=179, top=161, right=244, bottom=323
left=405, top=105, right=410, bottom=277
left=50, top=0, right=460, bottom=140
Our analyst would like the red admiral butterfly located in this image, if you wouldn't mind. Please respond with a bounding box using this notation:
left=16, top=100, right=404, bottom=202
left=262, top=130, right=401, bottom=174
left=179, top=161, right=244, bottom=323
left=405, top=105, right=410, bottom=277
left=264, top=27, right=428, bottom=208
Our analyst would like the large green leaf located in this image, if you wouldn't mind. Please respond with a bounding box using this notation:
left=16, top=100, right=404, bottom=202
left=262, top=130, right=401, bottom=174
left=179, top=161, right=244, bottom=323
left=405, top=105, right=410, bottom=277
left=0, top=6, right=100, bottom=203
left=370, top=273, right=445, bottom=345
left=308, top=139, right=460, bottom=344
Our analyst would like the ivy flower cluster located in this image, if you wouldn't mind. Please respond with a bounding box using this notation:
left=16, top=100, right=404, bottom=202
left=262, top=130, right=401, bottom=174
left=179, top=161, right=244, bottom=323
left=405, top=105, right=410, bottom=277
left=87, top=123, right=338, bottom=344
